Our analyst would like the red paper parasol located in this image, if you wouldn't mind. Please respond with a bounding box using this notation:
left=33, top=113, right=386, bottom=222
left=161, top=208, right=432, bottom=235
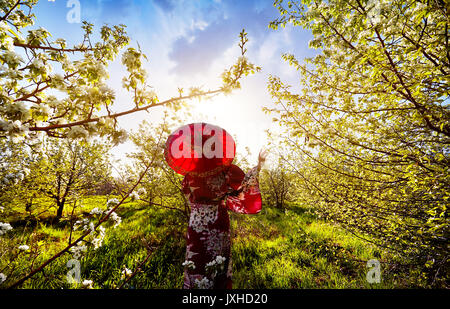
left=164, top=123, right=236, bottom=177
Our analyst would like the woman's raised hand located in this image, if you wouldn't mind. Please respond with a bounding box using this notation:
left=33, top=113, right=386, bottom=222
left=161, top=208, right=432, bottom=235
left=257, top=149, right=268, bottom=171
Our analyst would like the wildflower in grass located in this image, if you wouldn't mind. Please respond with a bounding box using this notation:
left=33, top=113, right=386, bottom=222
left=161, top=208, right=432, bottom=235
left=18, top=245, right=30, bottom=251
left=82, top=280, right=93, bottom=289
left=0, top=222, right=13, bottom=236
left=0, top=273, right=6, bottom=284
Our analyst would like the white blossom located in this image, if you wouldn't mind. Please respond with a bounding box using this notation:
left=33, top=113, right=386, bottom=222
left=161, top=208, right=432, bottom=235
left=61, top=57, right=75, bottom=71
left=113, top=129, right=128, bottom=144
left=0, top=21, right=10, bottom=33
left=215, top=255, right=226, bottom=264
left=35, top=104, right=52, bottom=118
left=67, top=126, right=89, bottom=139
left=99, top=84, right=114, bottom=97
left=104, top=117, right=115, bottom=127
left=129, top=191, right=139, bottom=201
left=50, top=73, right=65, bottom=89
left=4, top=102, right=31, bottom=121
left=89, top=207, right=103, bottom=215
left=137, top=188, right=147, bottom=196
left=88, top=222, right=95, bottom=233
left=73, top=218, right=89, bottom=231
left=122, top=49, right=140, bottom=70
left=182, top=260, right=196, bottom=270
left=2, top=50, right=24, bottom=68
left=109, top=211, right=122, bottom=228
left=54, top=38, right=65, bottom=46
left=0, top=273, right=6, bottom=284
left=0, top=222, right=13, bottom=235
left=194, top=277, right=213, bottom=289
left=18, top=245, right=30, bottom=251
left=106, top=198, right=120, bottom=208
left=94, top=63, right=108, bottom=80
left=82, top=280, right=93, bottom=289
left=0, top=170, right=27, bottom=186
left=70, top=242, right=87, bottom=259
left=0, top=119, right=7, bottom=131
left=205, top=255, right=226, bottom=269
left=97, top=117, right=106, bottom=125
left=91, top=226, right=105, bottom=249
left=121, top=267, right=132, bottom=278
left=1, top=36, right=14, bottom=51
left=31, top=59, right=45, bottom=70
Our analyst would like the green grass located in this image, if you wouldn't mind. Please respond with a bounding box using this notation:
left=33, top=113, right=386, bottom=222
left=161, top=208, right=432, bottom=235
left=230, top=206, right=391, bottom=288
left=0, top=197, right=420, bottom=289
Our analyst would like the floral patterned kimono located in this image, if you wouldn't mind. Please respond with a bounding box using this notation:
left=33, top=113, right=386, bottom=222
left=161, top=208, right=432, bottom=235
left=181, top=164, right=262, bottom=289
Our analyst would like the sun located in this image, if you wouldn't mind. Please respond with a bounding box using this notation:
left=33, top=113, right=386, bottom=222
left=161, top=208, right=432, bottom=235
left=184, top=91, right=274, bottom=166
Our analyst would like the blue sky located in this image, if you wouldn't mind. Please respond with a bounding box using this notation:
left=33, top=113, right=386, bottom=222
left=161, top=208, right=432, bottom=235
left=33, top=0, right=315, bottom=166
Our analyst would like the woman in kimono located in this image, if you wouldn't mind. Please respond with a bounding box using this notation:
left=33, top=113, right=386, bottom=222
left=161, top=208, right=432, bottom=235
left=164, top=122, right=266, bottom=289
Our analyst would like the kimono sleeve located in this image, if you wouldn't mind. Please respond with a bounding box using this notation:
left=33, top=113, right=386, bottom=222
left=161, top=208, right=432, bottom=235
left=226, top=165, right=262, bottom=214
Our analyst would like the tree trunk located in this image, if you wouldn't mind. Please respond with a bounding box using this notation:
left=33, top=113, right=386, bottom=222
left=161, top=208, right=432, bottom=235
left=276, top=199, right=282, bottom=209
left=56, top=198, right=65, bottom=220
left=25, top=197, right=33, bottom=213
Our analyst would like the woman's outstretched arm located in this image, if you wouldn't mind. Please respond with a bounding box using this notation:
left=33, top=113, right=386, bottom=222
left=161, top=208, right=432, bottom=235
left=226, top=149, right=267, bottom=214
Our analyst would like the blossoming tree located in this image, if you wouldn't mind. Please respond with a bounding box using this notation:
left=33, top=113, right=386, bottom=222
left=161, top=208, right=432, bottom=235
left=267, top=0, right=449, bottom=286
left=0, top=0, right=259, bottom=144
